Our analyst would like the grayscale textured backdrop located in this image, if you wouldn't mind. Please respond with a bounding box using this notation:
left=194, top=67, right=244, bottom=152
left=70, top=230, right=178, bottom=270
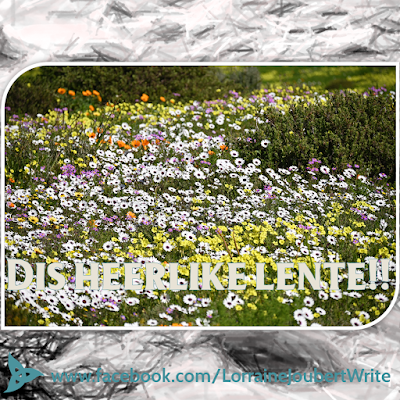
left=0, top=0, right=399, bottom=399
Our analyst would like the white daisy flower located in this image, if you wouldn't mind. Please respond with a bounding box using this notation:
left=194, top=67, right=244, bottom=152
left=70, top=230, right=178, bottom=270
left=163, top=241, right=174, bottom=252
left=302, top=307, right=314, bottom=320
left=374, top=293, right=388, bottom=302
left=125, top=297, right=140, bottom=306
left=350, top=317, right=363, bottom=327
left=315, top=307, right=326, bottom=315
left=303, top=296, right=314, bottom=307
left=261, top=139, right=270, bottom=148
left=318, top=291, right=329, bottom=301
left=330, top=291, right=342, bottom=300
left=320, top=165, right=330, bottom=174
left=183, top=294, right=197, bottom=305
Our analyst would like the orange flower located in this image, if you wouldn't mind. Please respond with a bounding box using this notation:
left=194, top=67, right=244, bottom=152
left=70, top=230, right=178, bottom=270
left=97, top=127, right=103, bottom=133
left=127, top=212, right=136, bottom=219
left=117, top=140, right=126, bottom=148
left=131, top=140, right=141, bottom=148
left=57, top=88, right=66, bottom=94
left=170, top=99, right=175, bottom=104
left=141, top=93, right=149, bottom=102
left=208, top=150, right=215, bottom=155
left=88, top=220, right=98, bottom=227
left=7, top=202, right=15, bottom=208
left=9, top=178, right=15, bottom=183
left=88, top=132, right=96, bottom=139
left=86, top=90, right=92, bottom=96
left=68, top=90, right=75, bottom=96
left=124, top=144, right=131, bottom=150
left=141, top=139, right=150, bottom=147
left=108, top=137, right=112, bottom=144
left=89, top=105, right=95, bottom=112
left=155, top=139, right=161, bottom=145
left=220, top=144, right=228, bottom=151
left=82, top=90, right=89, bottom=96
left=97, top=95, right=102, bottom=102
left=93, top=90, right=100, bottom=96
left=160, top=96, right=166, bottom=102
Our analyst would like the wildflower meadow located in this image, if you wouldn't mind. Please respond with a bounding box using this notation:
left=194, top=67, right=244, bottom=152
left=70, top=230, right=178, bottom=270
left=4, top=66, right=396, bottom=328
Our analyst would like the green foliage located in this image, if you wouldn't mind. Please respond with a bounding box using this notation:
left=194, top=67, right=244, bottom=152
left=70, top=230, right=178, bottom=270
left=217, top=66, right=262, bottom=93
left=6, top=72, right=58, bottom=119
left=231, top=90, right=396, bottom=181
left=325, top=78, right=356, bottom=91
left=5, top=298, right=39, bottom=326
left=6, top=66, right=241, bottom=116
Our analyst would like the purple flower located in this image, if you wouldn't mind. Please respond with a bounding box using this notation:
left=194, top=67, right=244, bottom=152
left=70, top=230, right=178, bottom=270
left=61, top=164, right=76, bottom=177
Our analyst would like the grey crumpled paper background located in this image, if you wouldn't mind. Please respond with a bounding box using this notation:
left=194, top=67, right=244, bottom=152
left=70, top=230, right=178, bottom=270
left=0, top=0, right=399, bottom=399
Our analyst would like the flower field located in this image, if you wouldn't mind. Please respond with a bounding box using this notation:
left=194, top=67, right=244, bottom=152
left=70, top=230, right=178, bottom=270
left=4, top=84, right=396, bottom=328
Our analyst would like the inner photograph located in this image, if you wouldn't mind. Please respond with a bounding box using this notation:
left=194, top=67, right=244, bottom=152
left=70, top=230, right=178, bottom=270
left=3, top=64, right=397, bottom=328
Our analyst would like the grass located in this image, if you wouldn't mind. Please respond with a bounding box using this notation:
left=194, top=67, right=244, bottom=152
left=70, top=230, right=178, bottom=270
left=219, top=66, right=396, bottom=93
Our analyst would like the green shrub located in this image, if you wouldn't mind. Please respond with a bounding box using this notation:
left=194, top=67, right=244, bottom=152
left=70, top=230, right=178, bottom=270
left=217, top=66, right=262, bottom=92
left=5, top=72, right=58, bottom=119
left=230, top=90, right=396, bottom=181
left=6, top=66, right=247, bottom=116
